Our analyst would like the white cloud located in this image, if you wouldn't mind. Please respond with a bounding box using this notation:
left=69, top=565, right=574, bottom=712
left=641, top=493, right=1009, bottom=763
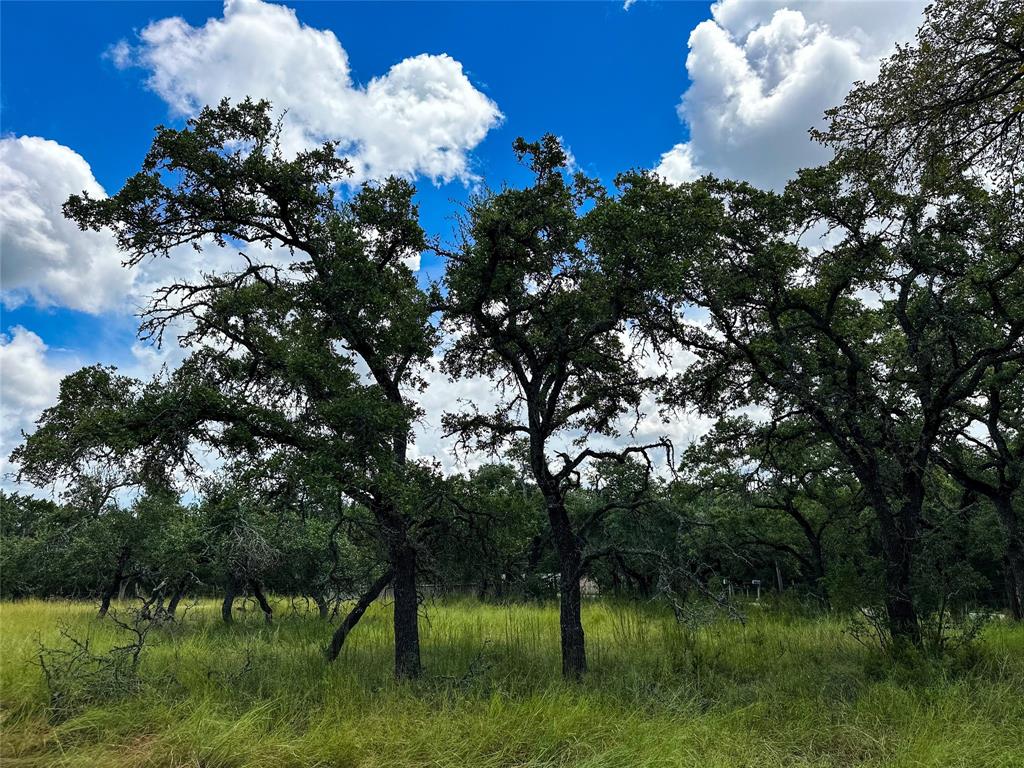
left=5, top=1, right=471, bottom=315
left=0, top=327, right=67, bottom=480
left=0, top=134, right=362, bottom=318
left=408, top=361, right=497, bottom=474
left=656, top=0, right=927, bottom=189
left=116, top=0, right=502, bottom=183
left=0, top=137, right=132, bottom=313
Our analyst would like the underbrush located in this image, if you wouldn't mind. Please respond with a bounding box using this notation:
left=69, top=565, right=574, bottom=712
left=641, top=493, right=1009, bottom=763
left=1, top=597, right=1021, bottom=767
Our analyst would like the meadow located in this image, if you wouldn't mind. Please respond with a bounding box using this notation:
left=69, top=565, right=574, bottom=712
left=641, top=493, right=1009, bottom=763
left=1, top=598, right=1022, bottom=768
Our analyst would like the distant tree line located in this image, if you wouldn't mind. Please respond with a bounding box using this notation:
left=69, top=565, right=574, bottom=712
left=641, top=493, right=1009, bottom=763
left=4, top=0, right=1022, bottom=679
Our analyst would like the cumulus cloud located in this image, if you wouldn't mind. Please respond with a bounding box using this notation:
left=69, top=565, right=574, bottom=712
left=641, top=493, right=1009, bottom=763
left=656, top=0, right=927, bottom=189
left=0, top=133, right=371, bottom=317
left=0, top=137, right=261, bottom=316
left=0, top=137, right=132, bottom=313
left=114, top=0, right=502, bottom=183
left=0, top=327, right=67, bottom=478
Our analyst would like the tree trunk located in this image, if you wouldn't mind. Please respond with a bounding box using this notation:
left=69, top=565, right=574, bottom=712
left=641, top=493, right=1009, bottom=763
left=98, top=589, right=114, bottom=619
left=547, top=498, right=587, bottom=679
left=391, top=544, right=422, bottom=680
left=811, top=539, right=830, bottom=608
left=326, top=569, right=394, bottom=661
left=98, top=548, right=130, bottom=618
left=867, top=482, right=923, bottom=647
left=167, top=575, right=192, bottom=617
left=222, top=579, right=237, bottom=624
left=558, top=556, right=587, bottom=679
left=1003, top=556, right=1023, bottom=621
left=880, top=528, right=921, bottom=645
left=312, top=591, right=330, bottom=620
left=996, top=498, right=1024, bottom=621
left=250, top=581, right=273, bottom=624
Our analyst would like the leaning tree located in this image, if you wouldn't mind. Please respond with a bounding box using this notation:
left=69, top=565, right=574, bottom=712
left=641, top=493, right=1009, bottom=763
left=62, top=99, right=438, bottom=678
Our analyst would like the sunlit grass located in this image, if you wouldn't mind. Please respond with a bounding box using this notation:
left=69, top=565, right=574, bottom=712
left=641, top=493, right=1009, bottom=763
left=1, top=597, right=1022, bottom=767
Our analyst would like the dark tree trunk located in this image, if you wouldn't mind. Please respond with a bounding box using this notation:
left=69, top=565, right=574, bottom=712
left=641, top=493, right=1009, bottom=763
left=547, top=497, right=587, bottom=679
left=250, top=581, right=273, bottom=624
left=1003, top=556, right=1023, bottom=621
left=98, top=547, right=130, bottom=618
left=326, top=569, right=394, bottom=661
left=558, top=556, right=586, bottom=679
left=167, top=575, right=193, bottom=617
left=222, top=579, right=238, bottom=624
left=312, top=591, right=330, bottom=620
left=995, top=498, right=1024, bottom=621
left=391, top=544, right=422, bottom=680
left=375, top=429, right=423, bottom=680
left=880, top=518, right=921, bottom=645
left=98, top=590, right=113, bottom=619
left=865, top=478, right=922, bottom=646
left=810, top=539, right=830, bottom=608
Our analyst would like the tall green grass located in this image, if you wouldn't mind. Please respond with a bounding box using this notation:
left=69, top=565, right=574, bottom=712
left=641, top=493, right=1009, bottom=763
left=1, top=597, right=1021, bottom=767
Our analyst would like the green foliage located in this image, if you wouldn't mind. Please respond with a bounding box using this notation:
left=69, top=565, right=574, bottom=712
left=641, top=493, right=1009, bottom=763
left=5, top=1, right=1023, bottom=691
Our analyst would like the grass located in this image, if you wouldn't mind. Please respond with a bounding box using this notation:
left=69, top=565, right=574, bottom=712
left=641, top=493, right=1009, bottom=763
left=1, top=597, right=1022, bottom=767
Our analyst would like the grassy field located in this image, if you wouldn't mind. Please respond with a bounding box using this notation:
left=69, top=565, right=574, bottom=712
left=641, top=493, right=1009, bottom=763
left=0, top=598, right=1022, bottom=767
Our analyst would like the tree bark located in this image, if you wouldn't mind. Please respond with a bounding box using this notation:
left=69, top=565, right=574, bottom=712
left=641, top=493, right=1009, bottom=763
left=547, top=498, right=587, bottom=679
left=995, top=498, right=1024, bottom=621
left=558, top=557, right=587, bottom=679
left=880, top=523, right=921, bottom=645
left=312, top=591, right=330, bottom=620
left=222, top=578, right=238, bottom=624
left=326, top=569, right=394, bottom=661
left=1003, top=556, right=1023, bottom=621
left=391, top=544, right=422, bottom=680
left=167, top=574, right=193, bottom=617
left=866, top=479, right=922, bottom=646
left=250, top=581, right=273, bottom=624
left=97, top=547, right=130, bottom=618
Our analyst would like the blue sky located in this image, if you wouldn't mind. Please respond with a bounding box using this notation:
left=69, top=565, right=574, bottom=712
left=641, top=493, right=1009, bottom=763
left=0, top=0, right=928, bottom=480
left=2, top=1, right=708, bottom=360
